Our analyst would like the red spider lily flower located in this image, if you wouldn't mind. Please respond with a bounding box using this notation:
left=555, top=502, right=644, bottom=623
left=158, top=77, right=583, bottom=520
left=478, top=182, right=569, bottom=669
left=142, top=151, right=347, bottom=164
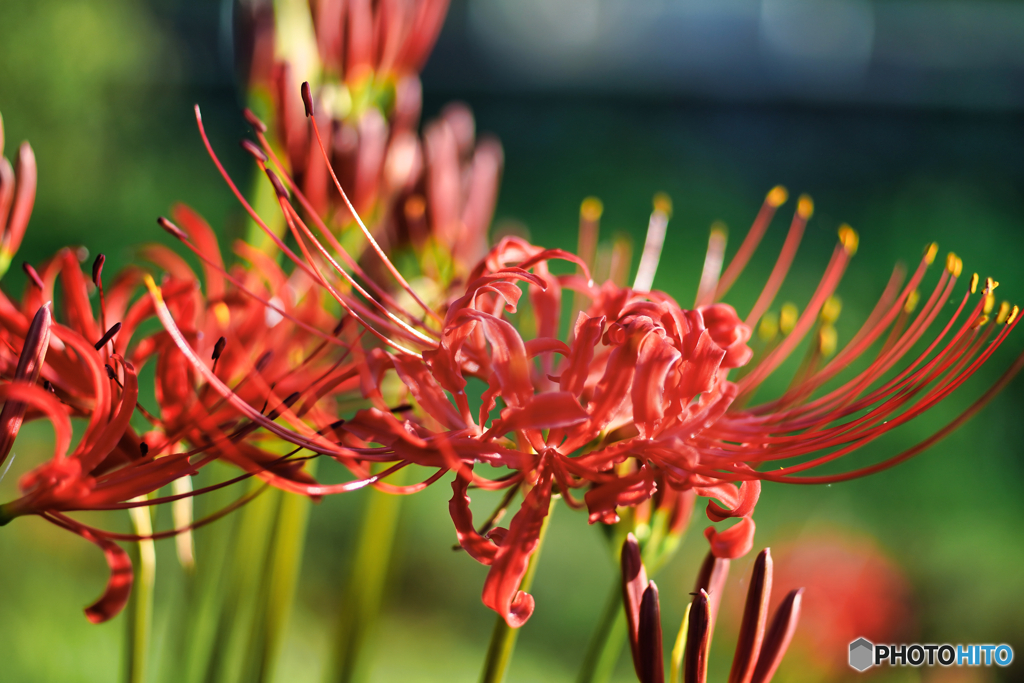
left=622, top=535, right=804, bottom=683
left=0, top=112, right=36, bottom=278
left=238, top=0, right=500, bottom=279
left=143, top=95, right=1024, bottom=632
left=0, top=111, right=413, bottom=623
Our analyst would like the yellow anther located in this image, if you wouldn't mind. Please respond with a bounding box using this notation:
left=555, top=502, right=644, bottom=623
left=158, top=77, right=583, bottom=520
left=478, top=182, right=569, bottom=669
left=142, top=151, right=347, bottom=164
left=780, top=303, right=799, bottom=335
left=1008, top=306, right=1020, bottom=325
left=213, top=302, right=230, bottom=328
left=580, top=197, right=604, bottom=222
left=710, top=220, right=728, bottom=239
left=797, top=195, right=814, bottom=219
left=818, top=325, right=838, bottom=357
left=653, top=192, right=673, bottom=217
left=945, top=253, right=963, bottom=278
left=819, top=295, right=842, bottom=324
left=903, top=289, right=920, bottom=314
left=973, top=315, right=990, bottom=329
left=945, top=252, right=958, bottom=273
left=970, top=273, right=979, bottom=294
left=997, top=301, right=1011, bottom=324
left=984, top=293, right=996, bottom=315
left=838, top=224, right=859, bottom=255
left=923, top=242, right=939, bottom=265
left=758, top=311, right=779, bottom=342
left=767, top=185, right=788, bottom=207
left=985, top=277, right=999, bottom=293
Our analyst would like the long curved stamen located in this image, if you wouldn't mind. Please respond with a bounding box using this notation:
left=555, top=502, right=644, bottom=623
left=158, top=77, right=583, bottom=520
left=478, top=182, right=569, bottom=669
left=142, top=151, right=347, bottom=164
left=633, top=193, right=671, bottom=293
left=715, top=186, right=788, bottom=299
left=249, top=126, right=441, bottom=331
left=301, top=83, right=441, bottom=322
left=744, top=195, right=812, bottom=328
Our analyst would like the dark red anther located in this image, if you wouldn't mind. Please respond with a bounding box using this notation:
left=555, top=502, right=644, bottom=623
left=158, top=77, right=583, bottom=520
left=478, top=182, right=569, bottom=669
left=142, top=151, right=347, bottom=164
left=265, top=168, right=289, bottom=200
left=243, top=108, right=268, bottom=133
left=301, top=81, right=314, bottom=117
left=255, top=350, right=273, bottom=372
left=139, top=442, right=149, bottom=456
left=22, top=262, right=44, bottom=290
left=91, top=254, right=105, bottom=286
left=157, top=216, right=188, bottom=241
left=240, top=139, right=268, bottom=163
left=104, top=364, right=117, bottom=380
left=212, top=336, right=226, bottom=361
left=94, top=322, right=121, bottom=351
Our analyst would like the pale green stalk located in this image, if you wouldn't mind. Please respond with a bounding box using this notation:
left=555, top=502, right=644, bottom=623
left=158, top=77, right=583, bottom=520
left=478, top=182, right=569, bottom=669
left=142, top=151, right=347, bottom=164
left=126, top=498, right=156, bottom=683
left=478, top=499, right=556, bottom=683
left=575, top=583, right=627, bottom=683
left=328, top=474, right=406, bottom=683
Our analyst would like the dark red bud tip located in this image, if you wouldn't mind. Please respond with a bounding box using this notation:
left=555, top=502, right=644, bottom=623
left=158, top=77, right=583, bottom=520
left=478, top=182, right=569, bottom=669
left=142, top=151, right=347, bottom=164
left=157, top=216, right=188, bottom=241
left=243, top=108, right=268, bottom=133
left=265, top=168, right=289, bottom=199
left=212, top=336, right=226, bottom=361
left=94, top=322, right=122, bottom=350
left=91, top=254, right=106, bottom=286
left=301, top=82, right=314, bottom=117
left=240, top=139, right=268, bottom=163
left=22, top=263, right=44, bottom=290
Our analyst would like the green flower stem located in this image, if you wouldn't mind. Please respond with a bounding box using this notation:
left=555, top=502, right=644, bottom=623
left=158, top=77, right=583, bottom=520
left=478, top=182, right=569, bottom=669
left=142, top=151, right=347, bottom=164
left=575, top=581, right=626, bottom=683
left=242, top=462, right=316, bottom=683
left=478, top=499, right=556, bottom=683
left=329, top=471, right=407, bottom=683
left=126, top=499, right=156, bottom=683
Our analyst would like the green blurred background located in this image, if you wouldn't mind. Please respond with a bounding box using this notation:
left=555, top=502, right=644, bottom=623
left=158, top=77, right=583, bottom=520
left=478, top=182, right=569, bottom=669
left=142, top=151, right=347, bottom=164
left=1, top=0, right=1023, bottom=681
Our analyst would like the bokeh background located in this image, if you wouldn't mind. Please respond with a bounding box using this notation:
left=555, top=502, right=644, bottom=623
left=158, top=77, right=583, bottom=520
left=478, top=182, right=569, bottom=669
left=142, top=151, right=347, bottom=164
left=2, top=0, right=1024, bottom=681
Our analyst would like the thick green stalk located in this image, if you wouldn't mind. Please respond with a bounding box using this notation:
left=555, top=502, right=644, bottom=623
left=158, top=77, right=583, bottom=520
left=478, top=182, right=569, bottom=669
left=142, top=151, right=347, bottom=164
left=575, top=582, right=626, bottom=683
left=328, top=473, right=406, bottom=683
left=126, top=500, right=156, bottom=683
left=243, top=480, right=315, bottom=683
left=478, top=500, right=556, bottom=683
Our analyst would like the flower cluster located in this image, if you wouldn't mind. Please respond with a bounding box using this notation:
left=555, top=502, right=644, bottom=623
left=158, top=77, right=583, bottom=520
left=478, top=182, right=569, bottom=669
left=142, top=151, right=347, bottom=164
left=2, top=1, right=1023, bottom=635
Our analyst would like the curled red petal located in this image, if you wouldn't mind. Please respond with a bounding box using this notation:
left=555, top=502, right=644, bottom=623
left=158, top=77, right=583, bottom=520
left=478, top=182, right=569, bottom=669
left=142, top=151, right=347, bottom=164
left=705, top=480, right=761, bottom=523
left=481, top=467, right=552, bottom=627
left=705, top=517, right=756, bottom=559
left=449, top=470, right=499, bottom=565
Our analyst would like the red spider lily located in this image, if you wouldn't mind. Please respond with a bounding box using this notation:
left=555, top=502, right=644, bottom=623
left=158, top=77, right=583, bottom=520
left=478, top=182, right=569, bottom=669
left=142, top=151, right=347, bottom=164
left=622, top=534, right=803, bottom=683
left=238, top=0, right=500, bottom=277
left=308, top=0, right=450, bottom=83
left=0, top=113, right=36, bottom=278
left=145, top=94, right=1024, bottom=632
left=0, top=111, right=421, bottom=623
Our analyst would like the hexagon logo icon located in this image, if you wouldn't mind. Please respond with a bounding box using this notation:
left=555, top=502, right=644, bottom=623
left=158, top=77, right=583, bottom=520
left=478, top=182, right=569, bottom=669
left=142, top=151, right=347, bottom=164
left=849, top=638, right=874, bottom=672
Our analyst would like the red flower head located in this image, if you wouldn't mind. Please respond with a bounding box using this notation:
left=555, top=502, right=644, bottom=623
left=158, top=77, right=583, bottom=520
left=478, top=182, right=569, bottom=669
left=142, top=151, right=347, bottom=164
left=148, top=95, right=1024, bottom=632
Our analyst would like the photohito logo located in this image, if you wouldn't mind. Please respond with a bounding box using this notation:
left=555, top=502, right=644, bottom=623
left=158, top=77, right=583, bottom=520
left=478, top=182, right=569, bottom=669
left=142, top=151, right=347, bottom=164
left=849, top=638, right=1013, bottom=671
